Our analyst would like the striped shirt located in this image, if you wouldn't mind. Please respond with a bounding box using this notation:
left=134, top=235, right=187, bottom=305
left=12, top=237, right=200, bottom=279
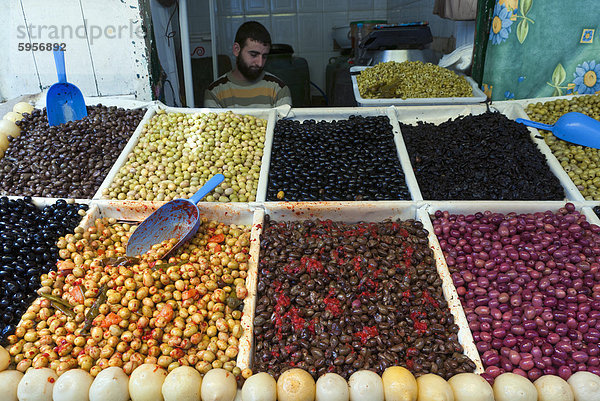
left=204, top=71, right=292, bottom=108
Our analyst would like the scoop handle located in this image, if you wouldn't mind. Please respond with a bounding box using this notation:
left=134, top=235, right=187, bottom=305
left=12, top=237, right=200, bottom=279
left=189, top=174, right=225, bottom=204
left=515, top=118, right=554, bottom=132
left=53, top=50, right=67, bottom=83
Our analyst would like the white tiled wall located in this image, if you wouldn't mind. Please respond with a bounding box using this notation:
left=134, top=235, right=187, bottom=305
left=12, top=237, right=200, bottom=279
left=189, top=0, right=458, bottom=98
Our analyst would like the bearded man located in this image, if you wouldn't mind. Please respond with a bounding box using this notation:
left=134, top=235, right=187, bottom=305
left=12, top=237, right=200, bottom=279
left=204, top=21, right=292, bottom=108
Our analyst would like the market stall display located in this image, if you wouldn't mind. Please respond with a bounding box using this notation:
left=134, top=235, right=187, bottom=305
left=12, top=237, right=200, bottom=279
left=0, top=106, right=146, bottom=198
left=0, top=96, right=599, bottom=400
left=101, top=107, right=273, bottom=203
left=431, top=203, right=600, bottom=383
left=266, top=111, right=411, bottom=201
left=525, top=95, right=600, bottom=200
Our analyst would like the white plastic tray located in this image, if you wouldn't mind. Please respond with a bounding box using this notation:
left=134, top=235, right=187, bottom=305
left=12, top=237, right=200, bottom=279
left=94, top=102, right=277, bottom=202
left=419, top=200, right=600, bottom=368
left=393, top=103, right=584, bottom=202
left=271, top=107, right=421, bottom=201
left=256, top=201, right=484, bottom=374
left=350, top=66, right=487, bottom=107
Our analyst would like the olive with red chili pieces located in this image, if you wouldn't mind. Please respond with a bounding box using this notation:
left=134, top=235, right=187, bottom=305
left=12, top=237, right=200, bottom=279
left=433, top=204, right=600, bottom=381
left=253, top=216, right=475, bottom=380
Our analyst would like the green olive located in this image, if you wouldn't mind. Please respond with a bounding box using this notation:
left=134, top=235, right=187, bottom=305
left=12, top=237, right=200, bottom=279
left=104, top=111, right=266, bottom=202
left=357, top=61, right=473, bottom=99
left=525, top=94, right=600, bottom=199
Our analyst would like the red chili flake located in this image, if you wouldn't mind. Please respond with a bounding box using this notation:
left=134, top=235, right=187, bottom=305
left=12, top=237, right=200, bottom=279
left=307, top=318, right=316, bottom=334
left=274, top=293, right=290, bottom=315
left=354, top=325, right=379, bottom=344
left=406, top=359, right=414, bottom=369
left=402, top=290, right=411, bottom=299
left=399, top=228, right=409, bottom=237
left=48, top=377, right=55, bottom=383
left=148, top=261, right=156, bottom=269
left=359, top=291, right=374, bottom=300
left=282, top=262, right=296, bottom=274
left=414, top=321, right=427, bottom=333
left=271, top=350, right=280, bottom=358
left=300, top=257, right=324, bottom=273
left=422, top=290, right=440, bottom=308
left=410, top=311, right=428, bottom=333
left=284, top=307, right=305, bottom=332
left=364, top=278, right=379, bottom=291
left=342, top=224, right=370, bottom=237
left=274, top=316, right=283, bottom=340
left=323, top=290, right=342, bottom=316
left=351, top=256, right=364, bottom=277
left=372, top=269, right=383, bottom=279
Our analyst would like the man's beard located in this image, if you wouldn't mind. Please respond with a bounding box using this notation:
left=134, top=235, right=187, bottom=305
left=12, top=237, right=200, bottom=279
left=236, top=56, right=263, bottom=81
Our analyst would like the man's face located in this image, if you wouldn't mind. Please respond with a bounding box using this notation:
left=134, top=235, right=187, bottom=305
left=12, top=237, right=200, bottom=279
left=234, top=39, right=270, bottom=81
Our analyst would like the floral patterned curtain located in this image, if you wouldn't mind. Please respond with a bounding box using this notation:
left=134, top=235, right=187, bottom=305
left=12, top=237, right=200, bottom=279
left=481, top=0, right=600, bottom=100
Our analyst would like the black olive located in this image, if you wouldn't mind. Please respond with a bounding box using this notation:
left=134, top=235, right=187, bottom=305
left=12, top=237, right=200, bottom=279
left=401, top=111, right=565, bottom=200
left=267, top=116, right=411, bottom=201
left=0, top=196, right=86, bottom=344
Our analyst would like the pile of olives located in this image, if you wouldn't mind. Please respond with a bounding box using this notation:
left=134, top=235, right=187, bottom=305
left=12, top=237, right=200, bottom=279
left=103, top=110, right=267, bottom=202
left=357, top=61, right=473, bottom=99
left=525, top=95, right=600, bottom=199
left=0, top=197, right=87, bottom=343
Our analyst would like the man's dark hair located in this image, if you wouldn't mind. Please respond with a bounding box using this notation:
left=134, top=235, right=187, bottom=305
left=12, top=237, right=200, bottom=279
left=234, top=21, right=271, bottom=49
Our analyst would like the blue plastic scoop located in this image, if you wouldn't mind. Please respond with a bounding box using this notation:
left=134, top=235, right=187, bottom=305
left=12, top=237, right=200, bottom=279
left=46, top=50, right=87, bottom=126
left=126, top=174, right=225, bottom=257
left=516, top=112, right=600, bottom=149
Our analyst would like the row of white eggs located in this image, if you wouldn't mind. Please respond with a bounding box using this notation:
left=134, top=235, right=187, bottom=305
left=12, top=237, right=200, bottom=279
left=1, top=354, right=600, bottom=401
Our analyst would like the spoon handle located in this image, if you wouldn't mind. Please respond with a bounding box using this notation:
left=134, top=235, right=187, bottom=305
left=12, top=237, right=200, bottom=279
left=53, top=50, right=67, bottom=83
left=189, top=174, right=225, bottom=204
left=515, top=118, right=554, bottom=132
